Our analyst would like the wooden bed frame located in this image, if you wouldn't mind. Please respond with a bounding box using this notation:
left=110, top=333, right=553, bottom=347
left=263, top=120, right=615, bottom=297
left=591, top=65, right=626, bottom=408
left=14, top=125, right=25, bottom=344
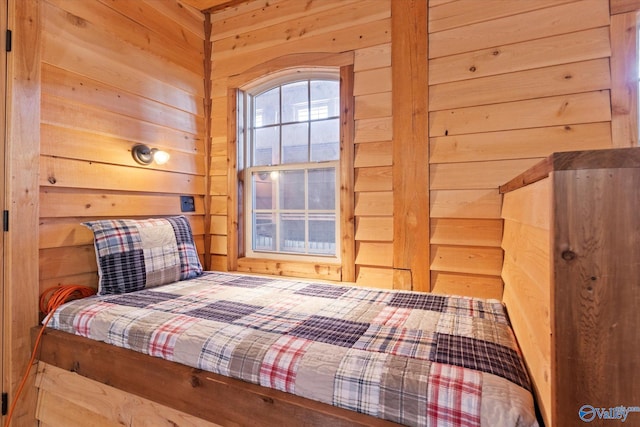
left=33, top=147, right=640, bottom=427
left=500, top=147, right=640, bottom=427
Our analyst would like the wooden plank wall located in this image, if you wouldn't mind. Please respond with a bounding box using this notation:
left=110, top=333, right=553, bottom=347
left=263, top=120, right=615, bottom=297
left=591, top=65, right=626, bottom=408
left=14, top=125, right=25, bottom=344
left=428, top=0, right=613, bottom=298
left=38, top=0, right=207, bottom=295
left=208, top=0, right=400, bottom=287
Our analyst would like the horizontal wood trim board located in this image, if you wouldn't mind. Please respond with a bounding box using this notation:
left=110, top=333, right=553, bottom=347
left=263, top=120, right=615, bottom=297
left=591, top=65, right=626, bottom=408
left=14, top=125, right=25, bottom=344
left=429, top=122, right=612, bottom=164
left=430, top=218, right=503, bottom=247
left=429, top=90, right=612, bottom=137
left=430, top=158, right=541, bottom=190
left=39, top=157, right=206, bottom=194
left=430, top=271, right=504, bottom=300
left=429, top=27, right=610, bottom=85
left=42, top=95, right=203, bottom=152
left=430, top=189, right=502, bottom=219
left=213, top=18, right=392, bottom=78
left=42, top=64, right=204, bottom=135
left=42, top=1, right=204, bottom=97
left=429, top=0, right=609, bottom=58
left=430, top=58, right=611, bottom=111
left=353, top=43, right=391, bottom=71
left=41, top=124, right=205, bottom=176
left=430, top=245, right=503, bottom=276
left=354, top=117, right=392, bottom=143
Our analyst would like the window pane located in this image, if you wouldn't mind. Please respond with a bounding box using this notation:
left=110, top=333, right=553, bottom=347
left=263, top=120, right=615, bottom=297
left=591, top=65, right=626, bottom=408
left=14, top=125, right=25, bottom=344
left=254, top=87, right=280, bottom=127
left=311, top=80, right=339, bottom=119
left=279, top=170, right=305, bottom=210
left=253, top=212, right=276, bottom=251
left=254, top=127, right=279, bottom=166
left=308, top=168, right=335, bottom=210
left=310, top=119, right=339, bottom=161
left=282, top=81, right=308, bottom=123
left=308, top=213, right=335, bottom=255
left=252, top=172, right=275, bottom=209
left=280, top=213, right=305, bottom=253
left=282, top=123, right=309, bottom=163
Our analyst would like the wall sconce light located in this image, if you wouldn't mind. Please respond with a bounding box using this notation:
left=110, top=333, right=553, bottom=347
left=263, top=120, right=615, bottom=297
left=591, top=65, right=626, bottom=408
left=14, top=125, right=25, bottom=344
left=132, top=144, right=170, bottom=166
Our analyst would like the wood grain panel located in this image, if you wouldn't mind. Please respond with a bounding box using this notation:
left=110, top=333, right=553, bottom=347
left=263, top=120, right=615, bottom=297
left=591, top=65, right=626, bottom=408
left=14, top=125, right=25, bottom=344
left=429, top=122, right=612, bottom=164
left=354, top=67, right=392, bottom=95
left=237, top=258, right=342, bottom=281
left=354, top=141, right=392, bottom=167
left=355, top=266, right=393, bottom=288
left=430, top=218, right=502, bottom=247
left=501, top=178, right=551, bottom=229
left=354, top=166, right=393, bottom=192
left=430, top=271, right=504, bottom=300
left=430, top=189, right=502, bottom=219
left=47, top=0, right=203, bottom=73
left=354, top=43, right=391, bottom=71
left=429, top=90, right=611, bottom=136
left=355, top=217, right=393, bottom=242
left=42, top=1, right=204, bottom=96
left=552, top=167, right=640, bottom=425
left=429, top=0, right=573, bottom=33
left=430, top=58, right=611, bottom=111
left=430, top=158, right=540, bottom=190
left=41, top=123, right=205, bottom=176
left=213, top=18, right=391, bottom=77
left=429, top=0, right=609, bottom=58
left=40, top=157, right=205, bottom=194
left=210, top=0, right=361, bottom=41
left=355, top=242, right=393, bottom=267
left=354, top=92, right=392, bottom=119
left=354, top=117, right=392, bottom=143
left=37, top=363, right=222, bottom=427
left=42, top=95, right=202, bottom=152
left=42, top=64, right=204, bottom=135
left=430, top=27, right=610, bottom=85
left=354, top=192, right=393, bottom=216
left=610, top=0, right=640, bottom=13
left=610, top=12, right=638, bottom=147
left=430, top=245, right=503, bottom=276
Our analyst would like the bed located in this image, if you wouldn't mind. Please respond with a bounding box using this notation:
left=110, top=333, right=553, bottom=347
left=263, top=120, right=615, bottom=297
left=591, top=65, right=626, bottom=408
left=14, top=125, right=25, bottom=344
left=35, top=216, right=538, bottom=427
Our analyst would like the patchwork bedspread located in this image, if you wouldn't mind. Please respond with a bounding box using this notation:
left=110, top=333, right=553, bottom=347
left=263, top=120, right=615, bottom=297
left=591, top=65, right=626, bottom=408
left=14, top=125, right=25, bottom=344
left=47, top=272, right=538, bottom=427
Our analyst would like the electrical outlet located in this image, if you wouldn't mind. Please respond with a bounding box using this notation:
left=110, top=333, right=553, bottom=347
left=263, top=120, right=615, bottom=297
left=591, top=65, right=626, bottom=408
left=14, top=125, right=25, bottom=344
left=180, top=195, right=195, bottom=212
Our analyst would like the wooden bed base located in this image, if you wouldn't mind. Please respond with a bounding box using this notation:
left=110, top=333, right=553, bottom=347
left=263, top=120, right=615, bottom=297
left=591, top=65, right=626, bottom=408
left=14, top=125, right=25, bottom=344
left=35, top=327, right=401, bottom=427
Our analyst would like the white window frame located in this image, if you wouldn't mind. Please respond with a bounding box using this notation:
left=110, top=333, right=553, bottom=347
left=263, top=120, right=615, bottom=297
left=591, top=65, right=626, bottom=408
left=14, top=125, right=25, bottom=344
left=239, top=70, right=341, bottom=263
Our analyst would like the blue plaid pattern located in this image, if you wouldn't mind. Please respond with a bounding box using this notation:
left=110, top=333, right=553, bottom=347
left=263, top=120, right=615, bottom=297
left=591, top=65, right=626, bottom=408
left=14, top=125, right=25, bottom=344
left=84, top=216, right=202, bottom=295
left=47, top=272, right=538, bottom=427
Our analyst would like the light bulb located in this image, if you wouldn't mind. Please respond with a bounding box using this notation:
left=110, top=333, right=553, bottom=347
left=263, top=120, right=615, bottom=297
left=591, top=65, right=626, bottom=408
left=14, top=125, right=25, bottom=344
left=152, top=149, right=170, bottom=165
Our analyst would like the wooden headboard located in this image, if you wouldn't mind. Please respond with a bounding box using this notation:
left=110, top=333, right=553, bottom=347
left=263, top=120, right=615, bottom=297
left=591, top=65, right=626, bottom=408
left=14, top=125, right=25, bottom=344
left=500, top=148, right=640, bottom=427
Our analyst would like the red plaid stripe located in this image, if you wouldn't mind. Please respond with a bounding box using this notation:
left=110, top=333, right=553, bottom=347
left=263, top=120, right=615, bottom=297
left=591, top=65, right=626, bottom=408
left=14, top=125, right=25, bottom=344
left=372, top=306, right=411, bottom=328
left=427, top=363, right=482, bottom=427
left=259, top=336, right=312, bottom=393
left=148, top=315, right=198, bottom=359
left=73, top=302, right=113, bottom=336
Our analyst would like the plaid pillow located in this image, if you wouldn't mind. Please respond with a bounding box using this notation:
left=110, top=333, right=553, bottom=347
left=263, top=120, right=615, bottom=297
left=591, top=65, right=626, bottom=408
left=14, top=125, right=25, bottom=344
left=83, top=216, right=203, bottom=295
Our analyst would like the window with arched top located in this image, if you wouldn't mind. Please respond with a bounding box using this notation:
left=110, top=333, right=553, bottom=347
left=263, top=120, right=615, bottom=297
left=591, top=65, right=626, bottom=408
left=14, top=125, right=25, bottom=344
left=242, top=76, right=341, bottom=260
left=230, top=62, right=355, bottom=280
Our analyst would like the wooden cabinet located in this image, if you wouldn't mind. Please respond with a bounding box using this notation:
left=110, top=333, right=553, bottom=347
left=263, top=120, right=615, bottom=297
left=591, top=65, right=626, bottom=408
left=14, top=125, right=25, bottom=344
left=500, top=148, right=640, bottom=427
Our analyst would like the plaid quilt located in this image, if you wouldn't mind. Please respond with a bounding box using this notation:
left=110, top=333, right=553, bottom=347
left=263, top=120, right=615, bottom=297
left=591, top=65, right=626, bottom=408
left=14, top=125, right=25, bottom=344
left=47, top=272, right=538, bottom=427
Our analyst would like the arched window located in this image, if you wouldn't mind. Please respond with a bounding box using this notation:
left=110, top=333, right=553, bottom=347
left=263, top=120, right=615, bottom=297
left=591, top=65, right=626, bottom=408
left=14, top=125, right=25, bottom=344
left=238, top=71, right=342, bottom=262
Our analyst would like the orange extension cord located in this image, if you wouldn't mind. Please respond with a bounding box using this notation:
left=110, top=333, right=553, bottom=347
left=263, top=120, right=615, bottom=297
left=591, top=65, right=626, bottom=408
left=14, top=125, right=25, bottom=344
left=3, top=285, right=95, bottom=427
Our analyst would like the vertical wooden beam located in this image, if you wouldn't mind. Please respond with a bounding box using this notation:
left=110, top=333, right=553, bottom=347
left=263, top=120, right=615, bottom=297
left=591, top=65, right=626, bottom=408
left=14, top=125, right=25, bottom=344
left=4, top=0, right=40, bottom=425
left=391, top=0, right=429, bottom=291
left=203, top=12, right=213, bottom=270
left=0, top=0, right=6, bottom=420
left=340, top=65, right=356, bottom=282
left=610, top=10, right=638, bottom=147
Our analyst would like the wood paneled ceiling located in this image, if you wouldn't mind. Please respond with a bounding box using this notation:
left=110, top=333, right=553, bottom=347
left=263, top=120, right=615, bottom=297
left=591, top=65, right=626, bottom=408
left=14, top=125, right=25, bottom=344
left=181, top=0, right=245, bottom=12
